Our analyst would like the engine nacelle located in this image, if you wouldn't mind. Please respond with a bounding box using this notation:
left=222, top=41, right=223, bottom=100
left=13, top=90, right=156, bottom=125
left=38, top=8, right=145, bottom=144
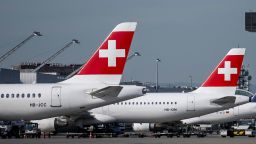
left=132, top=123, right=155, bottom=132
left=117, top=85, right=147, bottom=100
left=32, top=117, right=68, bottom=132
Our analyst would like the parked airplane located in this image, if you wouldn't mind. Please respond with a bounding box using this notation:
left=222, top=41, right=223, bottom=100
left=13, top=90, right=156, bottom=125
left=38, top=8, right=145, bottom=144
left=0, top=22, right=146, bottom=120
left=182, top=91, right=256, bottom=124
left=35, top=48, right=251, bottom=132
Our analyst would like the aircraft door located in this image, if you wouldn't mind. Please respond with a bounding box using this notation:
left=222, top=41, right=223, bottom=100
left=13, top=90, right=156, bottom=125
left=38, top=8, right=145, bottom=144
left=51, top=86, right=62, bottom=107
left=187, top=95, right=195, bottom=111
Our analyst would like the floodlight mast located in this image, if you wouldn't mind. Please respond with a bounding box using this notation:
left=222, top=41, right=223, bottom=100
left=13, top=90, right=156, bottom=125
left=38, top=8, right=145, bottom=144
left=0, top=31, right=42, bottom=65
left=32, top=39, right=80, bottom=72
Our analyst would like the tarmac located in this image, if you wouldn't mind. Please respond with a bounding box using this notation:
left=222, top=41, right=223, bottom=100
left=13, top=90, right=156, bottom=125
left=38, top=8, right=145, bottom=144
left=0, top=135, right=255, bottom=144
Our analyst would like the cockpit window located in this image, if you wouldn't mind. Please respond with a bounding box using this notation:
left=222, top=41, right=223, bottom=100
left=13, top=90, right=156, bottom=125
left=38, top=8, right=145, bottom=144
left=235, top=89, right=254, bottom=97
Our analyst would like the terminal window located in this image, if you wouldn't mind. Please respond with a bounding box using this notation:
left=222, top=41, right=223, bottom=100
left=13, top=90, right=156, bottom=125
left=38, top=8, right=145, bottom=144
left=245, top=12, right=256, bottom=32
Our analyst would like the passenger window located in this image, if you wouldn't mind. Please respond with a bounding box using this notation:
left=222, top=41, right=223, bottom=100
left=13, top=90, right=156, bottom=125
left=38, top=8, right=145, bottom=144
left=148, top=102, right=150, bottom=105
left=32, top=93, right=35, bottom=98
left=155, top=102, right=157, bottom=105
left=27, top=93, right=30, bottom=98
left=136, top=102, right=138, bottom=105
left=121, top=102, right=123, bottom=105
left=22, top=94, right=25, bottom=98
left=167, top=102, right=169, bottom=105
left=163, top=102, right=165, bottom=105
left=1, top=94, right=4, bottom=98
left=171, top=102, right=173, bottom=105
left=140, top=102, right=142, bottom=105
left=11, top=94, right=14, bottom=98
left=16, top=94, right=19, bottom=98
left=132, top=102, right=134, bottom=105
left=38, top=93, right=41, bottom=98
left=6, top=94, right=9, bottom=98
left=175, top=102, right=177, bottom=105
left=159, top=102, right=161, bottom=105
left=128, top=102, right=131, bottom=105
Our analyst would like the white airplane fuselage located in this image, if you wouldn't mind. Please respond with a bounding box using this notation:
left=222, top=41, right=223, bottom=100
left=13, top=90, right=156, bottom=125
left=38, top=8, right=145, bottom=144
left=182, top=102, right=256, bottom=124
left=86, top=92, right=249, bottom=124
left=34, top=48, right=248, bottom=132
left=0, top=22, right=143, bottom=121
left=0, top=83, right=143, bottom=120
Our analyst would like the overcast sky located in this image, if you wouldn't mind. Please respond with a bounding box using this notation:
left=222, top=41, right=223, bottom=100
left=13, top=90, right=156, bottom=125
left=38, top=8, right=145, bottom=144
left=0, top=0, right=255, bottom=84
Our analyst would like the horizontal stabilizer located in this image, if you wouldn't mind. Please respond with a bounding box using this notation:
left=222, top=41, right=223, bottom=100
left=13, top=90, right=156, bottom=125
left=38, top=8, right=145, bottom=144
left=211, top=96, right=236, bottom=105
left=90, top=86, right=123, bottom=98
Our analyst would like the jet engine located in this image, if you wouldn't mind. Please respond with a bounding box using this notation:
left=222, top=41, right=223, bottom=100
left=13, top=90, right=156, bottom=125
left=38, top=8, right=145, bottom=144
left=132, top=123, right=180, bottom=132
left=132, top=123, right=156, bottom=132
left=32, top=117, right=68, bottom=132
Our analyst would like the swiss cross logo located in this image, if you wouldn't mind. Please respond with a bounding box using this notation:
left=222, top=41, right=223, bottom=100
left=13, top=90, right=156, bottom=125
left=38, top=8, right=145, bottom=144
left=99, top=40, right=126, bottom=67
left=78, top=31, right=134, bottom=75
left=218, top=61, right=237, bottom=81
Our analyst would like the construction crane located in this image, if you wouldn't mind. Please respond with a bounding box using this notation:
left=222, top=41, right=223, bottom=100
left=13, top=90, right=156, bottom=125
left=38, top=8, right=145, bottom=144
left=32, top=39, right=80, bottom=72
left=0, top=31, right=42, bottom=65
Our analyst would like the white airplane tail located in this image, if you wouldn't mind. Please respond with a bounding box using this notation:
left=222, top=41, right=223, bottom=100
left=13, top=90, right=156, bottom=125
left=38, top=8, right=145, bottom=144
left=193, top=48, right=245, bottom=95
left=62, top=22, right=137, bottom=85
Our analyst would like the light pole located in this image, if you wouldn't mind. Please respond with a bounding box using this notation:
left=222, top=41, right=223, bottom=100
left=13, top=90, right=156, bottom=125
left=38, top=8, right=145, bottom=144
left=124, top=52, right=141, bottom=83
left=189, top=75, right=193, bottom=88
left=156, top=58, right=161, bottom=92
left=127, top=52, right=141, bottom=60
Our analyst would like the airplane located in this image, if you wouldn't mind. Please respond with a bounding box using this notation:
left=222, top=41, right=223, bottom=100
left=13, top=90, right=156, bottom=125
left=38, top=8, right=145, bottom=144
left=0, top=22, right=146, bottom=120
left=35, top=48, right=251, bottom=132
left=181, top=92, right=256, bottom=125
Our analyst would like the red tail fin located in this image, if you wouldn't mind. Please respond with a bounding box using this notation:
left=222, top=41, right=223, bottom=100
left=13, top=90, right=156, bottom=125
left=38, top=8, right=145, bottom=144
left=63, top=22, right=137, bottom=84
left=194, top=48, right=245, bottom=94
left=202, top=48, right=245, bottom=87
left=78, top=22, right=136, bottom=75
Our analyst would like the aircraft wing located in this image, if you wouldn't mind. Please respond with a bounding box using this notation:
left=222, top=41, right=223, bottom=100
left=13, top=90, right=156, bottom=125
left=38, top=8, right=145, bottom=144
left=211, top=96, right=236, bottom=105
left=90, top=86, right=123, bottom=98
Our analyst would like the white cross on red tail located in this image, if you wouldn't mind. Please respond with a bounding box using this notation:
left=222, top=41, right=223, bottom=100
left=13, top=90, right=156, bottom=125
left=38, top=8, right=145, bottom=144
left=217, top=61, right=237, bottom=81
left=99, top=40, right=125, bottom=67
